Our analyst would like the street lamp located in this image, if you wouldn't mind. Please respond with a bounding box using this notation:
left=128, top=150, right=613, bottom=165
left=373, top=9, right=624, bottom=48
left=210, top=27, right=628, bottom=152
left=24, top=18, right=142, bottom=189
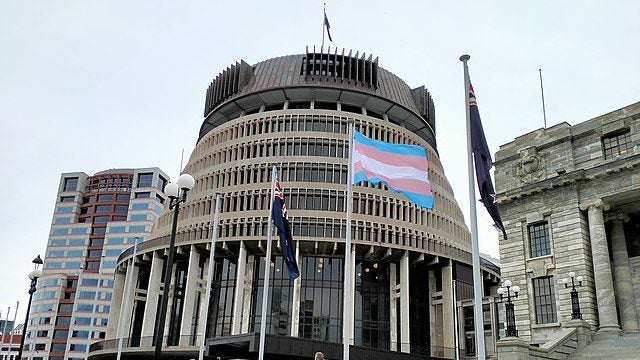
left=154, top=173, right=195, bottom=358
left=562, top=272, right=583, bottom=320
left=17, top=255, right=44, bottom=360
left=497, top=279, right=520, bottom=337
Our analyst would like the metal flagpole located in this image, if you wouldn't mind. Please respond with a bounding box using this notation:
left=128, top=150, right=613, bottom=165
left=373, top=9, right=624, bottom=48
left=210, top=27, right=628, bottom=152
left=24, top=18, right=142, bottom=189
left=258, top=165, right=278, bottom=360
left=539, top=69, right=547, bottom=128
left=116, top=237, right=140, bottom=360
left=322, top=3, right=326, bottom=48
left=198, top=192, right=222, bottom=360
left=6, top=302, right=18, bottom=359
left=460, top=54, right=487, bottom=360
left=343, top=119, right=355, bottom=360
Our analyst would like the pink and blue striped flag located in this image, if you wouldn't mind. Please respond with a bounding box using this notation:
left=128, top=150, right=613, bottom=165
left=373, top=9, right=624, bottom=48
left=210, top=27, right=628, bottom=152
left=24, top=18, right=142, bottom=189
left=352, top=131, right=434, bottom=209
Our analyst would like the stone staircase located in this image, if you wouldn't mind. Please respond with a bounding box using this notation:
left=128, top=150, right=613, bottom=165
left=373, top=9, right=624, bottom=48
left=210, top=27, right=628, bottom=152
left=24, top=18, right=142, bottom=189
left=566, top=331, right=640, bottom=359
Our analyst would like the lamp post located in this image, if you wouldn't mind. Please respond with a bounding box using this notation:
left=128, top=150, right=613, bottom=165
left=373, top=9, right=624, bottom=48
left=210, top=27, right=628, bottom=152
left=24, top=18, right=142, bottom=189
left=17, top=255, right=44, bottom=360
left=154, top=173, right=195, bottom=358
left=562, top=272, right=583, bottom=320
left=497, top=280, right=520, bottom=337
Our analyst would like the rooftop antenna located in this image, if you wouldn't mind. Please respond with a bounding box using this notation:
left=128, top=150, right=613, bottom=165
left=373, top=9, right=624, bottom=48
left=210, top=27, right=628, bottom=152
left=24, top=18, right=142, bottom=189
left=539, top=68, right=547, bottom=128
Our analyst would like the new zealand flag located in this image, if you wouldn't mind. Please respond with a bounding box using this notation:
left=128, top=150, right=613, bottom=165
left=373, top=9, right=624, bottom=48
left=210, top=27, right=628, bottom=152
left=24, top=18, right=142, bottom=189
left=272, top=181, right=300, bottom=280
left=469, top=84, right=507, bottom=240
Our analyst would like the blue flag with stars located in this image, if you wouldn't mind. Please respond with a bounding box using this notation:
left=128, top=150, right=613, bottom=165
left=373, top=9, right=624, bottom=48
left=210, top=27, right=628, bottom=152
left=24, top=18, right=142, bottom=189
left=272, top=181, right=300, bottom=280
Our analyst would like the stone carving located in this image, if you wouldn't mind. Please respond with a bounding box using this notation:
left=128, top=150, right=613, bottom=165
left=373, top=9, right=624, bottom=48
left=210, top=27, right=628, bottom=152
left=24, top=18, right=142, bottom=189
left=517, top=154, right=546, bottom=183
left=526, top=257, right=555, bottom=278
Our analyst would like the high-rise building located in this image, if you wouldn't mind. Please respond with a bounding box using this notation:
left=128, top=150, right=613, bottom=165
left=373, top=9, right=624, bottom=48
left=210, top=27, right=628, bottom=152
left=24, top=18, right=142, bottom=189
left=25, top=168, right=168, bottom=360
left=494, top=102, right=640, bottom=343
left=93, top=49, right=501, bottom=360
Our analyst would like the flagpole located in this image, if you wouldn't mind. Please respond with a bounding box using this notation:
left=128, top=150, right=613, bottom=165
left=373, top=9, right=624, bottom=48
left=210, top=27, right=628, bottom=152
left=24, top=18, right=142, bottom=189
left=460, top=54, right=486, bottom=360
left=343, top=119, right=355, bottom=360
left=322, top=3, right=326, bottom=48
left=116, top=237, right=140, bottom=360
left=539, top=69, right=547, bottom=128
left=259, top=165, right=278, bottom=360
left=198, top=192, right=222, bottom=360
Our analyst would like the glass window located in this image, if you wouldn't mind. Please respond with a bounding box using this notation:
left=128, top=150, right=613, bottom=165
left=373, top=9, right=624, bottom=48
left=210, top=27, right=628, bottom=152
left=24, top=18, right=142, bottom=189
left=83, top=196, right=93, bottom=203
left=131, top=203, right=148, bottom=210
left=528, top=222, right=551, bottom=258
left=71, top=227, right=88, bottom=235
left=69, top=344, right=87, bottom=352
left=60, top=196, right=75, bottom=203
left=74, top=317, right=91, bottom=325
left=533, top=277, right=557, bottom=324
left=55, top=316, right=71, bottom=326
left=602, top=130, right=631, bottom=159
left=128, top=225, right=146, bottom=232
left=64, top=177, right=79, bottom=192
left=95, top=205, right=111, bottom=213
left=76, top=304, right=93, bottom=312
left=109, top=226, right=126, bottom=233
left=69, top=238, right=86, bottom=246
left=137, top=173, right=153, bottom=188
left=116, top=194, right=130, bottom=202
left=52, top=228, right=69, bottom=235
left=53, top=330, right=68, bottom=339
left=49, top=239, right=66, bottom=246
left=93, top=216, right=109, bottom=224
left=158, top=175, right=168, bottom=192
left=130, top=214, right=147, bottom=221
left=51, top=343, right=66, bottom=351
left=135, top=192, right=151, bottom=198
left=97, top=194, right=113, bottom=202
left=114, top=205, right=129, bottom=213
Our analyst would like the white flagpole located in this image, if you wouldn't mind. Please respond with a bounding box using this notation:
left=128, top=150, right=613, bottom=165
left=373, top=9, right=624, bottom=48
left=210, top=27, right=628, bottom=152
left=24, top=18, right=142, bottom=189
left=343, top=119, right=355, bottom=360
left=6, top=301, right=18, bottom=359
left=116, top=237, right=140, bottom=360
left=198, top=192, right=222, bottom=360
left=460, top=54, right=487, bottom=360
left=259, top=165, right=278, bottom=360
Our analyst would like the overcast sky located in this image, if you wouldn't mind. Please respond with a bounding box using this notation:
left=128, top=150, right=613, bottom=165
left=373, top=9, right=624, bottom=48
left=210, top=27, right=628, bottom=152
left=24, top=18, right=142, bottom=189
left=1, top=0, right=639, bottom=322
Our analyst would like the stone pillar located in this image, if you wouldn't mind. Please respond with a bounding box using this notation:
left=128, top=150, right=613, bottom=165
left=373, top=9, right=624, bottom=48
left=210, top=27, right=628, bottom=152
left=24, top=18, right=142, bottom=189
left=607, top=212, right=639, bottom=331
left=441, top=262, right=454, bottom=354
left=180, top=245, right=201, bottom=345
left=582, top=201, right=620, bottom=331
left=106, top=268, right=126, bottom=338
left=141, top=252, right=163, bottom=337
left=399, top=251, right=410, bottom=352
left=232, top=242, right=247, bottom=335
left=389, top=263, right=399, bottom=351
left=241, top=255, right=255, bottom=334
left=290, top=241, right=302, bottom=337
left=121, top=259, right=140, bottom=339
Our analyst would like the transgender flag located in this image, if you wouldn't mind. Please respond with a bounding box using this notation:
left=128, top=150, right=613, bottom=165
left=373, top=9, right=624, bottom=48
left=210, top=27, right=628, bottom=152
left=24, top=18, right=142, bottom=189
left=352, top=131, right=434, bottom=209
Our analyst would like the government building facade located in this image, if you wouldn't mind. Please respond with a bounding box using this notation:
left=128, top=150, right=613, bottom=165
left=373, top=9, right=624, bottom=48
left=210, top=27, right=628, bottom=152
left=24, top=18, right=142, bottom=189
left=494, top=102, right=640, bottom=345
left=91, top=49, right=501, bottom=360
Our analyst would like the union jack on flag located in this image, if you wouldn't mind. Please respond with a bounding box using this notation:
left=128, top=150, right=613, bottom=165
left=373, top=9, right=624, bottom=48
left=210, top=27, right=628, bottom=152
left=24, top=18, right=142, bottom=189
left=271, top=180, right=300, bottom=279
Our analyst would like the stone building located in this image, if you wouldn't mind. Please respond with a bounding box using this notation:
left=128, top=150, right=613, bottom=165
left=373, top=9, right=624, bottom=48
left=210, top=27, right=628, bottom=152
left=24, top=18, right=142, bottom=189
left=494, top=101, right=640, bottom=344
left=90, top=48, right=501, bottom=360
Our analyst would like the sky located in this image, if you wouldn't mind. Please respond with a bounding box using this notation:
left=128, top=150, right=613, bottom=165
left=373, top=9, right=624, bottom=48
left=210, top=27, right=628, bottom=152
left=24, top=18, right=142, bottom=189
left=1, top=0, right=639, bottom=323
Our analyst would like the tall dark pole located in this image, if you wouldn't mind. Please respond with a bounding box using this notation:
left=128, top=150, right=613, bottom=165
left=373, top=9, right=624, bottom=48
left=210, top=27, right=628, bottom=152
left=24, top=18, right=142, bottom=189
left=154, top=193, right=182, bottom=357
left=17, top=278, right=37, bottom=360
left=18, top=255, right=43, bottom=360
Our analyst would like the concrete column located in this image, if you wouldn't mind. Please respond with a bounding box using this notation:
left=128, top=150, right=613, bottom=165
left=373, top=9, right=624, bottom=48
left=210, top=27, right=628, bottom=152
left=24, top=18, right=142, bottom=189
left=106, top=268, right=126, bottom=338
left=232, top=242, right=247, bottom=335
left=389, top=263, right=399, bottom=351
left=141, top=252, right=163, bottom=337
left=163, top=261, right=178, bottom=342
left=241, top=255, right=255, bottom=334
left=290, top=242, right=302, bottom=337
left=180, top=245, right=201, bottom=344
left=582, top=201, right=620, bottom=331
left=607, top=212, right=639, bottom=331
left=441, top=262, right=454, bottom=353
left=121, top=260, right=140, bottom=339
left=399, top=251, right=410, bottom=352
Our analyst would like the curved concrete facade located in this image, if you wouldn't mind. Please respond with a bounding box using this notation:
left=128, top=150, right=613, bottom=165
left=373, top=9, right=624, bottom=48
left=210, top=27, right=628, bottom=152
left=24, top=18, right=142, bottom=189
left=96, top=51, right=501, bottom=360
